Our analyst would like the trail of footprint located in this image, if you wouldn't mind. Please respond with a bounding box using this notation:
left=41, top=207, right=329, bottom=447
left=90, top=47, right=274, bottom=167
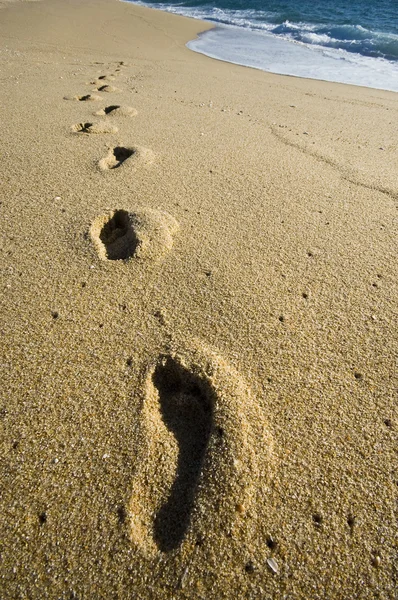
left=64, top=94, right=102, bottom=102
left=71, top=122, right=118, bottom=134
left=95, top=105, right=137, bottom=118
left=129, top=342, right=275, bottom=557
left=98, top=146, right=154, bottom=171
left=89, top=208, right=178, bottom=262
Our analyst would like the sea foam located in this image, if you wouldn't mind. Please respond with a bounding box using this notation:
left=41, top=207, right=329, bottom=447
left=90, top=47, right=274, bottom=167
left=187, top=25, right=398, bottom=92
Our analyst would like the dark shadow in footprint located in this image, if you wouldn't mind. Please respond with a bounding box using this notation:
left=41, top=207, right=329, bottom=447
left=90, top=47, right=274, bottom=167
left=103, top=147, right=135, bottom=169
left=73, top=122, right=93, bottom=133
left=77, top=94, right=101, bottom=101
left=103, top=105, right=120, bottom=114
left=64, top=94, right=102, bottom=102
left=152, top=357, right=213, bottom=552
left=95, top=105, right=137, bottom=118
left=99, top=209, right=138, bottom=260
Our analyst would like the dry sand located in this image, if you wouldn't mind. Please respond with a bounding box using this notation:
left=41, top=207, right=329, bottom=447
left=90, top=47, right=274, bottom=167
left=0, top=0, right=397, bottom=597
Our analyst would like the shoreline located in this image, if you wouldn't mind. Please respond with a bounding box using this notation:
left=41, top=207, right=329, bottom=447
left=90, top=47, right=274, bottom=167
left=122, top=0, right=398, bottom=94
left=0, top=0, right=397, bottom=598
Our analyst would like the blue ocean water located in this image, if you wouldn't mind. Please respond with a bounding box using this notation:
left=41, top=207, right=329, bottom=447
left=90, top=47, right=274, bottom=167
left=125, top=0, right=398, bottom=91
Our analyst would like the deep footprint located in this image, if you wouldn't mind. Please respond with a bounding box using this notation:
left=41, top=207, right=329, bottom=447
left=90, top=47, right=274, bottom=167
left=102, top=146, right=134, bottom=169
left=64, top=94, right=102, bottom=102
left=95, top=105, right=137, bottom=117
left=129, top=343, right=275, bottom=558
left=152, top=357, right=213, bottom=552
left=97, top=209, right=137, bottom=260
left=95, top=84, right=120, bottom=93
left=98, top=146, right=153, bottom=170
left=89, top=208, right=178, bottom=262
left=71, top=122, right=118, bottom=134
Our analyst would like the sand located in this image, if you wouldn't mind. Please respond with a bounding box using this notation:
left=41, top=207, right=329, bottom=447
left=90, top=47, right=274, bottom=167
left=0, top=0, right=397, bottom=598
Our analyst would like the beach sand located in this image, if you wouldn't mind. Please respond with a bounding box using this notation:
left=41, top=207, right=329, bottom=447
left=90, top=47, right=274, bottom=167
left=0, top=0, right=397, bottom=597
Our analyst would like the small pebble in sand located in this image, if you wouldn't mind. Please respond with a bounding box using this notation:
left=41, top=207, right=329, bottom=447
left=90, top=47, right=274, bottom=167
left=245, top=561, right=255, bottom=574
left=54, top=196, right=61, bottom=201
left=267, top=557, right=279, bottom=574
left=236, top=503, right=245, bottom=514
left=354, top=372, right=363, bottom=381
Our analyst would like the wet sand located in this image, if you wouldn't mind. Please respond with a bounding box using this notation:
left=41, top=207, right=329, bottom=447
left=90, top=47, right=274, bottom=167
left=0, top=0, right=397, bottom=597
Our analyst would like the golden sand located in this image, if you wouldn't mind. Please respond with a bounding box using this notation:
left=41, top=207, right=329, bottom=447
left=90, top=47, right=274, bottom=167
left=0, top=0, right=396, bottom=597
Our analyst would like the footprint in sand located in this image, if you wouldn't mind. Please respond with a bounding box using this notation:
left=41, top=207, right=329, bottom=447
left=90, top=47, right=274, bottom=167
left=129, top=343, right=274, bottom=557
left=89, top=208, right=178, bottom=262
left=98, top=146, right=154, bottom=171
left=64, top=93, right=103, bottom=102
left=95, top=105, right=137, bottom=118
left=94, top=84, right=120, bottom=93
left=71, top=122, right=118, bottom=134
left=90, top=75, right=117, bottom=85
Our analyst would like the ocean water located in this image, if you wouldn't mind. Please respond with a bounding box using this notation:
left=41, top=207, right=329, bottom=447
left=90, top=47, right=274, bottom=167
left=124, top=0, right=398, bottom=92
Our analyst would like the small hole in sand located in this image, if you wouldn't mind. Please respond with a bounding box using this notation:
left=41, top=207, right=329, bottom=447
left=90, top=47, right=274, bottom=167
left=12, top=441, right=19, bottom=450
left=245, top=561, right=255, bottom=574
left=279, top=315, right=285, bottom=323
left=302, top=292, right=308, bottom=299
left=354, top=372, right=363, bottom=381
left=266, top=535, right=277, bottom=550
left=99, top=210, right=138, bottom=260
left=313, top=513, right=323, bottom=525
left=384, top=418, right=392, bottom=427
left=38, top=512, right=47, bottom=525
left=117, top=505, right=127, bottom=524
left=347, top=515, right=356, bottom=529
left=52, top=311, right=59, bottom=320
left=126, top=357, right=133, bottom=367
